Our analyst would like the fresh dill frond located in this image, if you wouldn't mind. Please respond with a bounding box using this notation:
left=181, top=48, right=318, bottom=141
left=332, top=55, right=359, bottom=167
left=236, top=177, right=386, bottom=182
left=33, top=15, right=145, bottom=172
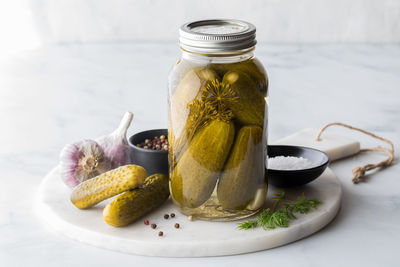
left=272, top=190, right=286, bottom=201
left=291, top=193, right=322, bottom=214
left=272, top=190, right=286, bottom=211
left=269, top=209, right=290, bottom=228
left=237, top=220, right=258, bottom=230
left=284, top=205, right=297, bottom=220
left=257, top=208, right=272, bottom=230
left=237, top=191, right=322, bottom=231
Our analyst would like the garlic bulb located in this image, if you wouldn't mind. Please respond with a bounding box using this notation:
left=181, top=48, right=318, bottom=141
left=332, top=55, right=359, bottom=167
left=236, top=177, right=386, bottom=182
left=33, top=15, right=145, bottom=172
left=59, top=111, right=134, bottom=188
left=60, top=140, right=111, bottom=188
left=96, top=111, right=133, bottom=169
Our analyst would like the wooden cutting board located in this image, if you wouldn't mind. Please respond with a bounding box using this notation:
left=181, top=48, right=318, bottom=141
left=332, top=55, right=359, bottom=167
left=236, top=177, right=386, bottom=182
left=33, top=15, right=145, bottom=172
left=35, top=166, right=341, bottom=257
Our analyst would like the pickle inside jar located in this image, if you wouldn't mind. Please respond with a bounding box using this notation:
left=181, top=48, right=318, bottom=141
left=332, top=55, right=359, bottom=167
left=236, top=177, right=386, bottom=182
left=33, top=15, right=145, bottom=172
left=169, top=67, right=219, bottom=164
left=210, top=58, right=268, bottom=95
left=217, top=125, right=264, bottom=210
left=170, top=119, right=235, bottom=208
left=169, top=60, right=267, bottom=219
left=222, top=70, right=265, bottom=127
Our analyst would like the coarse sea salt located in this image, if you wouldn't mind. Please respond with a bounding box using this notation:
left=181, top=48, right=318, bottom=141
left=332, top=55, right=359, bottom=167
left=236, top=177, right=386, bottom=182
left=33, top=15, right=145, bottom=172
left=268, top=156, right=317, bottom=170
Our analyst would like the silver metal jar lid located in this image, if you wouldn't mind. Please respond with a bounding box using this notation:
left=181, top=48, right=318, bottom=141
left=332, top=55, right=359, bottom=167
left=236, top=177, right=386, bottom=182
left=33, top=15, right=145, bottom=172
left=179, top=19, right=256, bottom=53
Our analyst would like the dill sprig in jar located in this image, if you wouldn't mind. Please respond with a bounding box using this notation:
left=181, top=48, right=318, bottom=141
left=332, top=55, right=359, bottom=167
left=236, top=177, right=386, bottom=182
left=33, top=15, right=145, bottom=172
left=168, top=19, right=269, bottom=221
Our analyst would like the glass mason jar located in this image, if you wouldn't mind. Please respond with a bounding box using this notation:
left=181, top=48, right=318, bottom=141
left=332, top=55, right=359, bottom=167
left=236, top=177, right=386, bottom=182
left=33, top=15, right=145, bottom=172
left=168, top=19, right=268, bottom=221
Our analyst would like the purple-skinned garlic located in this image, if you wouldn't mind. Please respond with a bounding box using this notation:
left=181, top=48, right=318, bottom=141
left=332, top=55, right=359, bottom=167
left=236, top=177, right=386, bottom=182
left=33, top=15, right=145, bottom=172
left=59, top=111, right=134, bottom=188
left=96, top=111, right=133, bottom=169
left=60, top=140, right=111, bottom=188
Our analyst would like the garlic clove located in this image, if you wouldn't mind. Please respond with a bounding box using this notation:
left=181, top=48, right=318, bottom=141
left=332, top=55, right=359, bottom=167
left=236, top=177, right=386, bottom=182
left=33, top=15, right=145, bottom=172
left=60, top=139, right=111, bottom=188
left=96, top=111, right=133, bottom=169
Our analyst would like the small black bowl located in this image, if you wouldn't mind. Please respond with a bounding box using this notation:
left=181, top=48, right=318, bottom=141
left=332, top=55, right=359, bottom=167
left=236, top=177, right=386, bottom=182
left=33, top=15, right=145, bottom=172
left=128, top=129, right=169, bottom=176
left=267, top=145, right=329, bottom=188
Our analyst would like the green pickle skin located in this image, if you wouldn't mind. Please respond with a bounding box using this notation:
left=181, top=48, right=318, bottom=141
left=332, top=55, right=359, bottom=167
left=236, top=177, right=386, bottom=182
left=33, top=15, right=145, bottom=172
left=169, top=67, right=219, bottom=164
left=103, top=174, right=170, bottom=227
left=71, top=165, right=147, bottom=209
left=217, top=125, right=264, bottom=210
left=210, top=58, right=268, bottom=94
left=170, top=120, right=235, bottom=208
left=222, top=70, right=265, bottom=127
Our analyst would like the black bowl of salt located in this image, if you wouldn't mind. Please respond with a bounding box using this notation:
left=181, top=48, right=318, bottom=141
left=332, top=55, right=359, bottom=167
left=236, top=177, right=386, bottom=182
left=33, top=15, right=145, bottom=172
left=267, top=145, right=329, bottom=188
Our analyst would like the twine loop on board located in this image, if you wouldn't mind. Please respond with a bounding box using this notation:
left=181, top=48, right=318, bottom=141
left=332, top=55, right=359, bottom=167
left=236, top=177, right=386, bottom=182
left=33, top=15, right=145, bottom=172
left=315, top=122, right=395, bottom=184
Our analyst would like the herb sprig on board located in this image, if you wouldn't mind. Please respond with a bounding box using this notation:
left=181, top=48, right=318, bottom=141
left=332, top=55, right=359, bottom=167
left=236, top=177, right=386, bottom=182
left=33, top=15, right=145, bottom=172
left=238, top=191, right=322, bottom=230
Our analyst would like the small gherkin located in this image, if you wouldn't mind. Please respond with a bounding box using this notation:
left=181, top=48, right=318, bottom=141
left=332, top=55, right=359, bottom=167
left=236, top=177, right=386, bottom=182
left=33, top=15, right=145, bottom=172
left=103, top=174, right=170, bottom=227
left=70, top=165, right=147, bottom=209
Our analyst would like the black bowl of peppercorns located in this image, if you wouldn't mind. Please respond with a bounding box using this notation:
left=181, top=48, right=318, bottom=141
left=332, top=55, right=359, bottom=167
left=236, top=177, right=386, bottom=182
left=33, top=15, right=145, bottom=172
left=128, top=129, right=169, bottom=176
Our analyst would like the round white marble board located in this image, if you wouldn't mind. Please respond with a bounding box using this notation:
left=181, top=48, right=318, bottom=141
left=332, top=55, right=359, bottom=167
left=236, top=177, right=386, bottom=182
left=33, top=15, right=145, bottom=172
left=35, top=167, right=342, bottom=257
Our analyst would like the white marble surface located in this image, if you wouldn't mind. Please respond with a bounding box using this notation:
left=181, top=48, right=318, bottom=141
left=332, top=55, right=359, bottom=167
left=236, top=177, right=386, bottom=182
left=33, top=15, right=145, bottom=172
left=36, top=167, right=341, bottom=257
left=1, top=43, right=400, bottom=266
left=274, top=128, right=361, bottom=161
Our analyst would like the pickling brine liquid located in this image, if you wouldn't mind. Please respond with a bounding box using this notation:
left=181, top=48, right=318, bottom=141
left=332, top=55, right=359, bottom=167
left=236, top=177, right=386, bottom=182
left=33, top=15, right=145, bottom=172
left=168, top=19, right=268, bottom=221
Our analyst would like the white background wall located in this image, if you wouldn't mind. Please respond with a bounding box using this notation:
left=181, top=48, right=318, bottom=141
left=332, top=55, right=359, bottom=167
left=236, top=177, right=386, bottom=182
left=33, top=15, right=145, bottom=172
left=29, top=0, right=400, bottom=44
left=0, top=0, right=399, bottom=57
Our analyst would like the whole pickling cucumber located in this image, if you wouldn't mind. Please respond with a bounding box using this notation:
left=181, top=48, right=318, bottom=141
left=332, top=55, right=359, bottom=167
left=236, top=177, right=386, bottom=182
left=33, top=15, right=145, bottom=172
left=103, top=174, right=170, bottom=227
left=70, top=165, right=147, bottom=209
left=222, top=70, right=266, bottom=127
left=170, top=119, right=235, bottom=208
left=211, top=58, right=268, bottom=94
left=217, top=125, right=264, bottom=210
